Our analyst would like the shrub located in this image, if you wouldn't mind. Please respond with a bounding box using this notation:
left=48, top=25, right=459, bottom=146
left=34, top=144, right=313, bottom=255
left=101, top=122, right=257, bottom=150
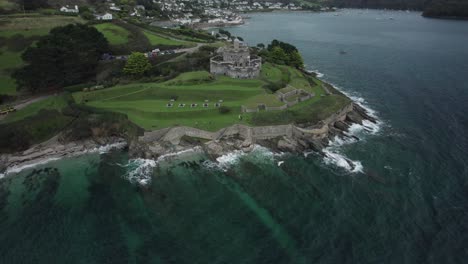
left=218, top=106, right=231, bottom=114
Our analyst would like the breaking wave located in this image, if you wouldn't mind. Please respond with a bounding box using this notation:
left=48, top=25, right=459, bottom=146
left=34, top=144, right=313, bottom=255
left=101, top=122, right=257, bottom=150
left=306, top=69, right=325, bottom=78
left=205, top=145, right=284, bottom=172
left=121, top=158, right=157, bottom=186
left=315, top=79, right=383, bottom=173
left=87, top=141, right=127, bottom=154
left=122, top=147, right=203, bottom=186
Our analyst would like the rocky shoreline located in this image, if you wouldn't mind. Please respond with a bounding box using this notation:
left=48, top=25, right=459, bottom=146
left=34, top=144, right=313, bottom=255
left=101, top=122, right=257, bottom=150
left=0, top=136, right=127, bottom=177
left=0, top=101, right=376, bottom=177
left=129, top=102, right=376, bottom=167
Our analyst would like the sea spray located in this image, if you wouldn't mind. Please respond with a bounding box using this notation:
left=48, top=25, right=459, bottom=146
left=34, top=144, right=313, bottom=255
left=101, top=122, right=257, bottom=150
left=122, top=158, right=157, bottom=186
left=122, top=147, right=203, bottom=185
left=306, top=68, right=325, bottom=78
left=206, top=145, right=284, bottom=171
left=87, top=141, right=127, bottom=154
left=309, top=79, right=383, bottom=173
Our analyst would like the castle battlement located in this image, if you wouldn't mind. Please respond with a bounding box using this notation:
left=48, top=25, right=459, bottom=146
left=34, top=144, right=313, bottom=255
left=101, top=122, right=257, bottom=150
left=210, top=39, right=262, bottom=79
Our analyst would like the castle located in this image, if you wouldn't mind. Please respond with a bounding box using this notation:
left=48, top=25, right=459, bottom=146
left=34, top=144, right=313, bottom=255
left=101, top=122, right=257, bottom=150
left=210, top=39, right=262, bottom=79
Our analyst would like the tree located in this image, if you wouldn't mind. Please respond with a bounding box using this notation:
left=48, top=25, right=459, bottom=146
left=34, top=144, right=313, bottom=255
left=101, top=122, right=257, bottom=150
left=14, top=24, right=108, bottom=92
left=289, top=50, right=304, bottom=69
left=270, top=46, right=288, bottom=64
left=81, top=10, right=94, bottom=20
left=257, top=43, right=265, bottom=49
left=219, top=29, right=231, bottom=38
left=123, top=52, right=151, bottom=76
left=16, top=0, right=48, bottom=11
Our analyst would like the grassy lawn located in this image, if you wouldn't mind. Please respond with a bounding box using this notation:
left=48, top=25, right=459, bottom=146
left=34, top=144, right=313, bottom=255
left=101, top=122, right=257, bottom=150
left=143, top=30, right=194, bottom=47
left=244, top=94, right=283, bottom=108
left=0, top=16, right=84, bottom=37
left=71, top=66, right=335, bottom=131
left=261, top=62, right=284, bottom=83
left=0, top=49, right=24, bottom=70
left=1, top=95, right=69, bottom=124
left=0, top=0, right=16, bottom=10
left=94, top=23, right=130, bottom=45
left=0, top=76, right=17, bottom=95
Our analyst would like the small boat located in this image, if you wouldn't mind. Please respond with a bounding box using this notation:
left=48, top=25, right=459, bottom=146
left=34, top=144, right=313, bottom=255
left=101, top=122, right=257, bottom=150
left=339, top=50, right=347, bottom=55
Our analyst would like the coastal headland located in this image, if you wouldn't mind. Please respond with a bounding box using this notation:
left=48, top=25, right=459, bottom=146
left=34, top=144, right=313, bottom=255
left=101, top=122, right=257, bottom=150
left=0, top=15, right=377, bottom=176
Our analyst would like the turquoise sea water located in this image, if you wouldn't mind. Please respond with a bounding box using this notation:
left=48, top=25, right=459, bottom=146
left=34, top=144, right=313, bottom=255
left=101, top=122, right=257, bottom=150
left=1, top=10, right=468, bottom=263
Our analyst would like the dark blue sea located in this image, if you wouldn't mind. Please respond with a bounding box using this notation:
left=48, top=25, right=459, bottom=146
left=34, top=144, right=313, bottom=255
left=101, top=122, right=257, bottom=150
left=1, top=9, right=467, bottom=263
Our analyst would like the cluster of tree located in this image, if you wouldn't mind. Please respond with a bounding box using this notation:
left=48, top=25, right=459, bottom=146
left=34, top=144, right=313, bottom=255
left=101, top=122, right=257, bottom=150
left=423, top=0, right=468, bottom=18
left=14, top=0, right=49, bottom=11
left=14, top=24, right=109, bottom=93
left=258, top=40, right=304, bottom=69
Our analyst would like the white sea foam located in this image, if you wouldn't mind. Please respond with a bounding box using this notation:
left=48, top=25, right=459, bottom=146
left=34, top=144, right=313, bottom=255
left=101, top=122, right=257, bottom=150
left=2, top=157, right=62, bottom=177
left=215, top=150, right=245, bottom=171
left=124, top=158, right=157, bottom=186
left=323, top=148, right=363, bottom=173
left=306, top=69, right=325, bottom=78
left=122, top=147, right=203, bottom=186
left=87, top=141, right=127, bottom=154
left=206, top=145, right=282, bottom=171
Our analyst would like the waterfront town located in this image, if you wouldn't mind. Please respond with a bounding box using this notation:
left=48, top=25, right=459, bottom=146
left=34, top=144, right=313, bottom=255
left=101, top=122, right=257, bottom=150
left=59, top=0, right=334, bottom=28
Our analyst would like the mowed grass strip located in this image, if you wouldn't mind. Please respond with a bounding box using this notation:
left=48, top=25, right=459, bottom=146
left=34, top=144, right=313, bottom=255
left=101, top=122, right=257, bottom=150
left=143, top=30, right=193, bottom=47
left=109, top=107, right=246, bottom=131
left=94, top=23, right=130, bottom=45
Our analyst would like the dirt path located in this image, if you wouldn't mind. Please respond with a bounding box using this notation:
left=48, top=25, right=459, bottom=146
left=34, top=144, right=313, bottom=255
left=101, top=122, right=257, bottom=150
left=0, top=95, right=52, bottom=121
left=174, top=43, right=204, bottom=54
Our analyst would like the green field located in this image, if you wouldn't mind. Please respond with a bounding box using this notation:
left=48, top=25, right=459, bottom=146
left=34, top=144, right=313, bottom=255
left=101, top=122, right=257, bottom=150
left=261, top=62, right=284, bottom=83
left=0, top=0, right=16, bottom=10
left=143, top=30, right=194, bottom=47
left=94, top=23, right=131, bottom=45
left=71, top=64, right=337, bottom=131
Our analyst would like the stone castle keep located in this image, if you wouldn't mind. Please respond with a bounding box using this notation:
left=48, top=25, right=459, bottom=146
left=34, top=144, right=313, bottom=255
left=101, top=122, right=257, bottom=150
left=210, top=39, right=262, bottom=79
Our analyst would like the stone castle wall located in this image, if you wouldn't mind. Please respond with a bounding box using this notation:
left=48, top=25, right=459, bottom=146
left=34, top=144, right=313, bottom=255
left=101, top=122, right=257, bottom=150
left=210, top=43, right=261, bottom=79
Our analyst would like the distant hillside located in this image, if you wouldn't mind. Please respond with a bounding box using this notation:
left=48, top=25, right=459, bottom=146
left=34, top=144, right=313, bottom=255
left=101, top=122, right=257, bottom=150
left=322, top=0, right=468, bottom=18
left=422, top=0, right=468, bottom=18
left=325, top=0, right=426, bottom=10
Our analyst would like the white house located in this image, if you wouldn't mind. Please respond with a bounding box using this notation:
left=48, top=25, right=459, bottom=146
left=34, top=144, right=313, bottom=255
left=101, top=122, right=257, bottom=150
left=60, top=5, right=79, bottom=13
left=109, top=3, right=121, bottom=11
left=97, top=13, right=113, bottom=20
